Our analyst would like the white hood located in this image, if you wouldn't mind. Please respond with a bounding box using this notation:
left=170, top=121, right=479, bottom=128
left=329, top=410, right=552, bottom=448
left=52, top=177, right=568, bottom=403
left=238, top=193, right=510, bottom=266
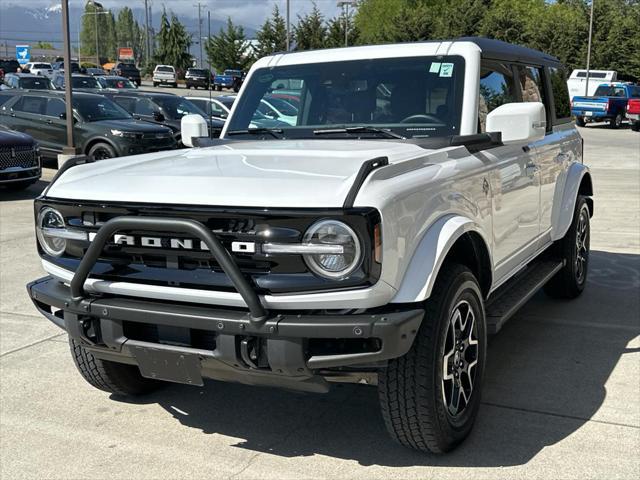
left=46, top=140, right=429, bottom=208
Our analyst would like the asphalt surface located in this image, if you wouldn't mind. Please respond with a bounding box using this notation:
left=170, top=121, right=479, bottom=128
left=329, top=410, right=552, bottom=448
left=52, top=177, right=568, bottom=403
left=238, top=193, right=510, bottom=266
left=1, top=125, right=639, bottom=479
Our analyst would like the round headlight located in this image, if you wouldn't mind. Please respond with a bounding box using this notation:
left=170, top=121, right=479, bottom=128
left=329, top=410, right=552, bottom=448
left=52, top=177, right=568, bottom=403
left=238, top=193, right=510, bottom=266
left=303, top=220, right=362, bottom=279
left=36, top=207, right=66, bottom=257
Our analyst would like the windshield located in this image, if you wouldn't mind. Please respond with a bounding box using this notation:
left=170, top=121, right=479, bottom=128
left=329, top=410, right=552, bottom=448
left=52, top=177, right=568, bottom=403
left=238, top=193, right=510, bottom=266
left=189, top=69, right=208, bottom=75
left=227, top=56, right=465, bottom=138
left=71, top=76, right=100, bottom=89
left=98, top=77, right=136, bottom=89
left=153, top=96, right=206, bottom=119
left=34, top=63, right=51, bottom=69
left=156, top=66, right=174, bottom=73
left=73, top=96, right=132, bottom=122
left=19, top=77, right=52, bottom=89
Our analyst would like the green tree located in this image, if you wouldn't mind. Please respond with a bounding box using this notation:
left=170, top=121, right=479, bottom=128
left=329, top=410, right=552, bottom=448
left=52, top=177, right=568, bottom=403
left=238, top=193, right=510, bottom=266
left=80, top=1, right=113, bottom=63
left=354, top=0, right=408, bottom=44
left=205, top=17, right=253, bottom=72
left=325, top=10, right=358, bottom=48
left=115, top=7, right=145, bottom=64
left=293, top=3, right=327, bottom=50
left=35, top=41, right=54, bottom=49
left=433, top=0, right=488, bottom=38
left=255, top=5, right=288, bottom=57
left=154, top=11, right=193, bottom=74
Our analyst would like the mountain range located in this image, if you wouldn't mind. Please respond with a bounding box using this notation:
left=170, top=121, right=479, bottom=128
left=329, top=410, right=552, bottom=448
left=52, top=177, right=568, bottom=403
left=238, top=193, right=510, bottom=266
left=0, top=3, right=257, bottom=54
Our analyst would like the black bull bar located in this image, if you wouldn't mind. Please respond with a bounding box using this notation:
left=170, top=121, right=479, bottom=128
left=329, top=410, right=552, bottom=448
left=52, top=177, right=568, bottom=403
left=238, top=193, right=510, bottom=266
left=69, top=216, right=269, bottom=322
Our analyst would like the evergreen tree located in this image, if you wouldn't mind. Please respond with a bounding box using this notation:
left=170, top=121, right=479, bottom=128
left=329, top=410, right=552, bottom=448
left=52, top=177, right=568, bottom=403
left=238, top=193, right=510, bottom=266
left=325, top=10, right=358, bottom=48
left=293, top=3, right=327, bottom=50
left=80, top=1, right=112, bottom=63
left=154, top=11, right=193, bottom=74
left=255, top=5, right=288, bottom=58
left=205, top=18, right=253, bottom=72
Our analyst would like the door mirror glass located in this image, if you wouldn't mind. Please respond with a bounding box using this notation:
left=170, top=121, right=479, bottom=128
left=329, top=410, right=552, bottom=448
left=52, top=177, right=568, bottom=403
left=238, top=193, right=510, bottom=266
left=486, top=102, right=546, bottom=144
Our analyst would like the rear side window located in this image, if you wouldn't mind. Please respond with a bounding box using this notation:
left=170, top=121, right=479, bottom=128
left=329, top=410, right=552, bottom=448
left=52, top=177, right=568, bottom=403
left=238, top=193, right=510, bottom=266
left=548, top=67, right=571, bottom=122
left=630, top=87, right=640, bottom=99
left=478, top=62, right=517, bottom=132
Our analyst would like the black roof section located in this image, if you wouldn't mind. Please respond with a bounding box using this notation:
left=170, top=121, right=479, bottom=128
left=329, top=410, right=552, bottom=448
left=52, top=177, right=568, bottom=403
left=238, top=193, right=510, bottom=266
left=458, top=37, right=561, bottom=66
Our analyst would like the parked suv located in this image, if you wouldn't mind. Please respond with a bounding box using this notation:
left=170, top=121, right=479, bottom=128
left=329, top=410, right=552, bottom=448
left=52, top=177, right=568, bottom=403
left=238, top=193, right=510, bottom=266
left=52, top=73, right=101, bottom=91
left=112, top=63, right=141, bottom=86
left=0, top=124, right=41, bottom=190
left=102, top=91, right=224, bottom=143
left=0, top=91, right=175, bottom=159
left=23, top=62, right=54, bottom=78
left=153, top=65, right=177, bottom=88
left=26, top=38, right=593, bottom=454
left=185, top=68, right=213, bottom=89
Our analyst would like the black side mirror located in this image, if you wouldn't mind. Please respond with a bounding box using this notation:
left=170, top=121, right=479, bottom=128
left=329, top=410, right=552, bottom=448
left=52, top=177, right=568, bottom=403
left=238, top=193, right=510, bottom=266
left=153, top=111, right=165, bottom=122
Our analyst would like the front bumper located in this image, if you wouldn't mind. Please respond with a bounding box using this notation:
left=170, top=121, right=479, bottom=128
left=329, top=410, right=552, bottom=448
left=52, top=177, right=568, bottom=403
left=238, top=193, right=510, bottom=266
left=0, top=166, right=41, bottom=183
left=28, top=276, right=423, bottom=392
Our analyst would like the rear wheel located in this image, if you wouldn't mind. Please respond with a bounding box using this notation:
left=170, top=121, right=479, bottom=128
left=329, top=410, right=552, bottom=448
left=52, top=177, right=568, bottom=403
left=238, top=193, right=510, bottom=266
left=544, top=196, right=590, bottom=299
left=609, top=113, right=623, bottom=129
left=153, top=81, right=158, bottom=87
left=88, top=142, right=116, bottom=161
left=631, top=121, right=640, bottom=132
left=70, top=338, right=162, bottom=396
left=575, top=116, right=586, bottom=127
left=379, top=263, right=486, bottom=453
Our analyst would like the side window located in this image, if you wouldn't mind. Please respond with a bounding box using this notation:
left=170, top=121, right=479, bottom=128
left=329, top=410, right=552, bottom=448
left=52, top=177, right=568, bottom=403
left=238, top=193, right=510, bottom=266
left=45, top=98, right=66, bottom=117
left=516, top=65, right=550, bottom=131
left=478, top=63, right=516, bottom=132
left=13, top=96, right=46, bottom=115
left=548, top=67, right=571, bottom=122
left=210, top=101, right=227, bottom=117
left=631, top=87, right=640, bottom=99
left=135, top=98, right=158, bottom=116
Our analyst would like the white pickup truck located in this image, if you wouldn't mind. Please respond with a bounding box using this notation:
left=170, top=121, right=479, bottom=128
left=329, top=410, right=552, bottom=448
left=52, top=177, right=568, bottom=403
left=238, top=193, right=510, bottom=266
left=152, top=64, right=177, bottom=88
left=28, top=37, right=592, bottom=453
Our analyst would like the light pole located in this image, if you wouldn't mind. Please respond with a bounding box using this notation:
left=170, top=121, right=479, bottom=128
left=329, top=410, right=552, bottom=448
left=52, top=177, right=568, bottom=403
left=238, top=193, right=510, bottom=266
left=195, top=2, right=204, bottom=68
left=286, top=0, right=290, bottom=51
left=584, top=0, right=595, bottom=96
left=337, top=0, right=355, bottom=47
left=61, top=0, right=76, bottom=157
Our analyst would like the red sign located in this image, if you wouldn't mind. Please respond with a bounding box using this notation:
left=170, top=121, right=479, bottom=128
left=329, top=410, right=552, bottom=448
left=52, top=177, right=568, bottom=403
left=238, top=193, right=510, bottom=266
left=118, top=47, right=134, bottom=61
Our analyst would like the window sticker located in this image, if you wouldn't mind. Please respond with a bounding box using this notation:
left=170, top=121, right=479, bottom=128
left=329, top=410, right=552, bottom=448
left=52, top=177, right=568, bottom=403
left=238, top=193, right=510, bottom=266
left=429, top=62, right=441, bottom=73
left=439, top=63, right=454, bottom=77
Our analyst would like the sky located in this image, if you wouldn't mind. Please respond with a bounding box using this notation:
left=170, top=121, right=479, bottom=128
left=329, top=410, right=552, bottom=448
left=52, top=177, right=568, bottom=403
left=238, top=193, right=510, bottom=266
left=14, top=0, right=350, bottom=30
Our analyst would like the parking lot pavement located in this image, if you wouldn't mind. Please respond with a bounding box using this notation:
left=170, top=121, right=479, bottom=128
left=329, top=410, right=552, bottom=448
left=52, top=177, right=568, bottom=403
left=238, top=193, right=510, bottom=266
left=138, top=80, right=234, bottom=99
left=1, top=127, right=639, bottom=479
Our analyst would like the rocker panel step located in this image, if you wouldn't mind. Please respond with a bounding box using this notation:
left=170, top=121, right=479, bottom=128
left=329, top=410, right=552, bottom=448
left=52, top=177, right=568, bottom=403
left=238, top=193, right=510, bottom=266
left=486, top=259, right=564, bottom=334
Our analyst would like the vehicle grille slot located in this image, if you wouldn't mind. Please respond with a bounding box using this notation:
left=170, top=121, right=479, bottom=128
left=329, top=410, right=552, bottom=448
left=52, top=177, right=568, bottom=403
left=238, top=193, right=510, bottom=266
left=0, top=146, right=38, bottom=169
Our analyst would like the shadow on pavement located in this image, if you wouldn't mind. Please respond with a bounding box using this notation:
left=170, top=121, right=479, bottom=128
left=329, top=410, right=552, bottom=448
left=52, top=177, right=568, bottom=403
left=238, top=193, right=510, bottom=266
left=0, top=179, right=49, bottom=202
left=113, top=250, right=639, bottom=467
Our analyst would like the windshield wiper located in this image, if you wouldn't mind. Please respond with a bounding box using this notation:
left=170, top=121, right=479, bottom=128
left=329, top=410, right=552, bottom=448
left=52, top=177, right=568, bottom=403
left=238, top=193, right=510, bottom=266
left=226, top=128, right=283, bottom=138
left=313, top=126, right=405, bottom=139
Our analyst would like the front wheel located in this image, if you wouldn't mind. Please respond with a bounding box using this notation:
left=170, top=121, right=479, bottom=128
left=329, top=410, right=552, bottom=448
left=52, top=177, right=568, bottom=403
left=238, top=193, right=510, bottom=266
left=544, top=196, right=590, bottom=299
left=88, top=142, right=116, bottom=161
left=70, top=338, right=162, bottom=396
left=379, top=263, right=486, bottom=453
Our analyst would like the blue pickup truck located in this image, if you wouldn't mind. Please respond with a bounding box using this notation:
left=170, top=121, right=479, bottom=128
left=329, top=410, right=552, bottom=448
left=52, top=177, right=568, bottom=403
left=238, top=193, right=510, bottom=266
left=571, top=82, right=640, bottom=128
left=213, top=69, right=244, bottom=92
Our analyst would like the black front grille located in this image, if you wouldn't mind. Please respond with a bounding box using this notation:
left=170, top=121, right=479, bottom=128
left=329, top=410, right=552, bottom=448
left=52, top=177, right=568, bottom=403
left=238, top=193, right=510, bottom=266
left=0, top=145, right=38, bottom=170
left=37, top=199, right=381, bottom=295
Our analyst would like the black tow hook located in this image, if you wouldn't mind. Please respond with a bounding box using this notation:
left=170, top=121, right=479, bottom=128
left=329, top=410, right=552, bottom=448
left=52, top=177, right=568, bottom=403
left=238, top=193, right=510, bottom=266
left=240, top=337, right=261, bottom=369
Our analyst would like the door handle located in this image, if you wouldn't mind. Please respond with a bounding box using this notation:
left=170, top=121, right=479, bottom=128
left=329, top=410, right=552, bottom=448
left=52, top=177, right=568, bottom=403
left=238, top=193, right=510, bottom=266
left=525, top=162, right=539, bottom=177
left=46, top=119, right=53, bottom=124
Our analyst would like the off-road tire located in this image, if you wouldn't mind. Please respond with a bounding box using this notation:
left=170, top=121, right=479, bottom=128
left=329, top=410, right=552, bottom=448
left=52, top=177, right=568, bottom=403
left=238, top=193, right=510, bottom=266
left=575, top=116, right=586, bottom=127
left=69, top=338, right=162, bottom=396
left=544, top=195, right=590, bottom=299
left=378, top=263, right=486, bottom=453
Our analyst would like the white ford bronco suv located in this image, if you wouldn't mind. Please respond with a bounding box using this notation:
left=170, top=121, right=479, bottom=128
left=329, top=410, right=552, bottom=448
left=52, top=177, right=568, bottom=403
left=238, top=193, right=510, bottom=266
left=28, top=38, right=592, bottom=453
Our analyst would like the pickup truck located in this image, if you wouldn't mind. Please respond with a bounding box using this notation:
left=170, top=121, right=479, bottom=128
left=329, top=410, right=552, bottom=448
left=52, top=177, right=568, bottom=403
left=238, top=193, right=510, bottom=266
left=152, top=65, right=177, bottom=88
left=27, top=38, right=592, bottom=454
left=627, top=98, right=640, bottom=131
left=571, top=82, right=639, bottom=128
left=213, top=69, right=244, bottom=92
